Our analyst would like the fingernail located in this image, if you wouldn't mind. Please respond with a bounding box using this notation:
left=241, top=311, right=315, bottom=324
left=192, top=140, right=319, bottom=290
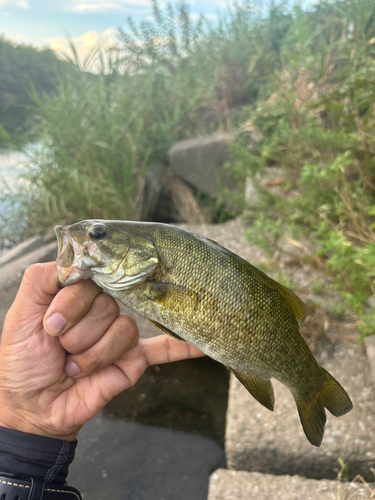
left=44, top=313, right=67, bottom=336
left=64, top=361, right=80, bottom=378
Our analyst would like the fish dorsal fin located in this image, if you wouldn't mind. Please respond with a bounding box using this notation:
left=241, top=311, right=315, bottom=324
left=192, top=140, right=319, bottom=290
left=271, top=281, right=307, bottom=325
left=228, top=367, right=275, bottom=411
left=207, top=237, right=219, bottom=245
left=148, top=319, right=186, bottom=342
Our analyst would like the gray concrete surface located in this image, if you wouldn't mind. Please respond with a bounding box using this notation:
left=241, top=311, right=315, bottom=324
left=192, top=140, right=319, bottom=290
left=68, top=363, right=226, bottom=500
left=225, top=343, right=375, bottom=481
left=69, top=417, right=223, bottom=500
left=208, top=469, right=374, bottom=500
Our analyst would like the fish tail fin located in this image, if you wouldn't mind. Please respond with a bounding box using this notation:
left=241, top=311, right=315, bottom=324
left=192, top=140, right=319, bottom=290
left=295, top=368, right=353, bottom=447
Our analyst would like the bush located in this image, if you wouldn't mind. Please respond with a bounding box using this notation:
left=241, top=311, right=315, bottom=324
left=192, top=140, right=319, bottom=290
left=230, top=0, right=375, bottom=336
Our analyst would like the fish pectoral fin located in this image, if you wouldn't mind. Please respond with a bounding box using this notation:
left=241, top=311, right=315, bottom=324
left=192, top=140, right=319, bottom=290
left=144, top=281, right=200, bottom=312
left=228, top=368, right=275, bottom=411
left=148, top=319, right=187, bottom=343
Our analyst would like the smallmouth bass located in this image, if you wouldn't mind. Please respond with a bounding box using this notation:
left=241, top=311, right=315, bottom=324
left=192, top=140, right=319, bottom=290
left=55, top=220, right=353, bottom=446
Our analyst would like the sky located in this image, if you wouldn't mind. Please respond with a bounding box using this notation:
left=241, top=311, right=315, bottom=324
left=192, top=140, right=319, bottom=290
left=0, top=0, right=229, bottom=56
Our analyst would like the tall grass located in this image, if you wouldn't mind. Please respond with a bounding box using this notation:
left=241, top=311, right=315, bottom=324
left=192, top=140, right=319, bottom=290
left=1, top=0, right=294, bottom=237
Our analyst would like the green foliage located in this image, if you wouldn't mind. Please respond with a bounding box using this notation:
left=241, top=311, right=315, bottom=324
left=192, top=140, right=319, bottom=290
left=231, top=0, right=375, bottom=336
left=7, top=69, right=156, bottom=231
left=0, top=36, right=70, bottom=146
left=2, top=0, right=296, bottom=234
left=244, top=215, right=283, bottom=253
left=273, top=271, right=297, bottom=290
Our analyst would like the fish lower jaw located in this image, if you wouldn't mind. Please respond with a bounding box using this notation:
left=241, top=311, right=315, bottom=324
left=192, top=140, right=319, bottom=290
left=57, top=265, right=93, bottom=286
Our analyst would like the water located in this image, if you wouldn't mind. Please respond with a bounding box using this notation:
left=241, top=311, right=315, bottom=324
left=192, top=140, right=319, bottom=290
left=68, top=357, right=229, bottom=500
left=0, top=149, right=27, bottom=188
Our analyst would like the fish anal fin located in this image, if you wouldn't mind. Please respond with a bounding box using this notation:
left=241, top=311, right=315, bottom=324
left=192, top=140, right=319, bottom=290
left=147, top=319, right=186, bottom=343
left=228, top=368, right=275, bottom=411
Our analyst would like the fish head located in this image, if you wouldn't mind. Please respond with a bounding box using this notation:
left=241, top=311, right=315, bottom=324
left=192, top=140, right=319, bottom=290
left=55, top=220, right=159, bottom=291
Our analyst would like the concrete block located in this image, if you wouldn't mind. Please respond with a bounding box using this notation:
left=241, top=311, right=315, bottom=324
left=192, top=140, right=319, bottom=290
left=208, top=469, right=374, bottom=500
left=225, top=343, right=375, bottom=481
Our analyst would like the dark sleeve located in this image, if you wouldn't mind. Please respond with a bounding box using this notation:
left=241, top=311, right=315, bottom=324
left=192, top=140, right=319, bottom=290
left=0, top=426, right=77, bottom=485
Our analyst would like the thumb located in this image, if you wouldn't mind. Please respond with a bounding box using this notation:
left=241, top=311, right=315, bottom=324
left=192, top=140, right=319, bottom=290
left=3, top=262, right=59, bottom=342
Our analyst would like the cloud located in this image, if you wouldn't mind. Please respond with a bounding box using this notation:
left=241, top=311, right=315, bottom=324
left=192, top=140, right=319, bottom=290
left=48, top=29, right=117, bottom=72
left=0, top=0, right=29, bottom=8
left=70, top=0, right=150, bottom=12
left=49, top=28, right=117, bottom=52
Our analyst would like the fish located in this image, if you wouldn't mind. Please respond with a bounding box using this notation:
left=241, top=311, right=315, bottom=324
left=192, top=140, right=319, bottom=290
left=55, top=219, right=353, bottom=446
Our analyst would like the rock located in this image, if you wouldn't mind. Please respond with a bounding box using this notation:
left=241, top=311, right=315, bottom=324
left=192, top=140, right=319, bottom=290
left=0, top=233, right=57, bottom=332
left=141, top=166, right=207, bottom=223
left=0, top=231, right=55, bottom=268
left=208, top=469, right=374, bottom=500
left=225, top=342, right=375, bottom=481
left=140, top=165, right=167, bottom=221
left=169, top=132, right=237, bottom=200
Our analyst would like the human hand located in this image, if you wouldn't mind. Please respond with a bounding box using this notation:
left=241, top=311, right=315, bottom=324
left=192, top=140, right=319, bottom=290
left=0, top=262, right=204, bottom=441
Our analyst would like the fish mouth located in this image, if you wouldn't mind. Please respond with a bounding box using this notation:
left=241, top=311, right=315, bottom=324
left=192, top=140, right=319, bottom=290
left=55, top=225, right=93, bottom=286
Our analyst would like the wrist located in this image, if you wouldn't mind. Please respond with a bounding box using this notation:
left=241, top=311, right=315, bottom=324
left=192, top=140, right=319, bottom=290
left=0, top=411, right=80, bottom=442
left=0, top=426, right=78, bottom=486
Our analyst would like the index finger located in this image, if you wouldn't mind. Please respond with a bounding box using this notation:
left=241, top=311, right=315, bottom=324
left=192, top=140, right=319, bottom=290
left=116, top=335, right=205, bottom=387
left=139, top=335, right=205, bottom=366
left=43, top=278, right=103, bottom=336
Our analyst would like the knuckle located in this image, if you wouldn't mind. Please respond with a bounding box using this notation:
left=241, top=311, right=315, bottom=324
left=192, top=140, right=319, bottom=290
left=165, top=336, right=172, bottom=363
left=95, top=293, right=119, bottom=318
left=118, top=315, right=138, bottom=340
left=23, top=263, right=44, bottom=281
left=59, top=334, right=79, bottom=354
left=82, top=351, right=102, bottom=372
left=62, top=286, right=90, bottom=315
left=109, top=315, right=139, bottom=351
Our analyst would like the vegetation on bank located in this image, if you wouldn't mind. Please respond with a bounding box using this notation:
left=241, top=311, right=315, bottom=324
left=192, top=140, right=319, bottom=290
left=0, top=37, right=70, bottom=146
left=1, top=0, right=375, bottom=335
left=230, top=0, right=375, bottom=336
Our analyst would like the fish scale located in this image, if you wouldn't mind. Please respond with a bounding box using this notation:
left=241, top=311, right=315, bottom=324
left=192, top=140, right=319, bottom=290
left=55, top=219, right=353, bottom=446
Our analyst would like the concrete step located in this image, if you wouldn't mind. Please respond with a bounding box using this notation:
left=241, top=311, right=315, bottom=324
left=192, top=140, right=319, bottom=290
left=225, top=339, right=375, bottom=481
left=208, top=469, right=374, bottom=500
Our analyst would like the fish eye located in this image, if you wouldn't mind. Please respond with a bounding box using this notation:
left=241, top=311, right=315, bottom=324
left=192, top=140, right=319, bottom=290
left=89, top=225, right=107, bottom=240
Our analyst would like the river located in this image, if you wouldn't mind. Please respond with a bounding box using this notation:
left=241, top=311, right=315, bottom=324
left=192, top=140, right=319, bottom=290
left=0, top=148, right=28, bottom=188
